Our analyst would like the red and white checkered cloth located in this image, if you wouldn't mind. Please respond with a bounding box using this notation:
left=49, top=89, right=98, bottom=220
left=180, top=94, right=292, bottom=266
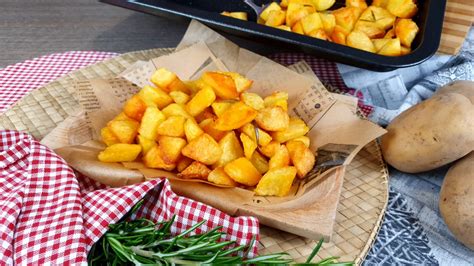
left=0, top=50, right=373, bottom=264
left=0, top=130, right=259, bottom=264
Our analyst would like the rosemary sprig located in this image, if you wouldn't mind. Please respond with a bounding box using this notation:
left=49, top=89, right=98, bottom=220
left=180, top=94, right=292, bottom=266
left=87, top=200, right=354, bottom=265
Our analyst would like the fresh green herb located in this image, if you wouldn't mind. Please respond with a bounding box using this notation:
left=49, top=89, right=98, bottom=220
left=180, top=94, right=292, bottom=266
left=87, top=201, right=354, bottom=265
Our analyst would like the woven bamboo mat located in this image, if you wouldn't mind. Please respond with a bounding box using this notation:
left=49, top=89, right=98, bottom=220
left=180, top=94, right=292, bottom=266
left=0, top=48, right=389, bottom=265
left=439, top=0, right=474, bottom=55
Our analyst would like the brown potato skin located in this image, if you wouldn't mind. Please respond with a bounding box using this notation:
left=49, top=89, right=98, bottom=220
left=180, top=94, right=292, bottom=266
left=381, top=93, right=474, bottom=173
left=439, top=152, right=474, bottom=250
left=434, top=80, right=474, bottom=104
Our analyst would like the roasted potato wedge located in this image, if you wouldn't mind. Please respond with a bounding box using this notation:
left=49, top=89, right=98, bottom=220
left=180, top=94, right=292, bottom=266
left=179, top=161, right=211, bottom=180
left=138, top=106, right=166, bottom=140
left=158, top=136, right=187, bottom=164
left=101, top=127, right=120, bottom=146
left=271, top=117, right=309, bottom=143
left=201, top=72, right=239, bottom=100
left=255, top=167, right=297, bottom=197
left=143, top=145, right=176, bottom=171
left=259, top=141, right=280, bottom=158
left=224, top=157, right=262, bottom=186
left=138, top=85, right=173, bottom=109
left=346, top=31, right=376, bottom=53
left=214, top=131, right=244, bottom=168
left=98, top=143, right=141, bottom=163
left=181, top=133, right=222, bottom=165
left=208, top=167, right=237, bottom=186
left=395, top=18, right=419, bottom=47
left=177, top=156, right=193, bottom=172
left=240, top=133, right=258, bottom=159
left=156, top=116, right=186, bottom=138
left=214, top=102, right=258, bottom=131
left=269, top=144, right=291, bottom=169
left=386, top=0, right=417, bottom=18
left=169, top=90, right=190, bottom=105
left=108, top=118, right=140, bottom=144
left=199, top=118, right=229, bottom=142
left=240, top=92, right=265, bottom=111
left=255, top=106, right=289, bottom=132
left=162, top=103, right=193, bottom=119
left=250, top=151, right=270, bottom=175
left=186, top=85, right=216, bottom=117
left=286, top=140, right=316, bottom=178
left=184, top=118, right=204, bottom=142
left=240, top=123, right=273, bottom=147
left=137, top=135, right=156, bottom=155
left=123, top=95, right=147, bottom=121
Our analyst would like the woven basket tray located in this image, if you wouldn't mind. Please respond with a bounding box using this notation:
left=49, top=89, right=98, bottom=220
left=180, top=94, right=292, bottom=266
left=0, top=48, right=389, bottom=265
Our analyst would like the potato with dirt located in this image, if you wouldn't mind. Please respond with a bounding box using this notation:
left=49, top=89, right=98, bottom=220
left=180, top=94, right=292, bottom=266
left=439, top=152, right=474, bottom=250
left=381, top=81, right=474, bottom=173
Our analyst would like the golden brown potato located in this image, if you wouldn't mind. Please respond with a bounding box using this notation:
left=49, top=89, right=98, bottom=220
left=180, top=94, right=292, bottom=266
left=290, top=136, right=310, bottom=147
left=264, top=91, right=289, bottom=111
left=101, top=127, right=119, bottom=146
left=137, top=135, right=156, bottom=155
left=221, top=11, right=248, bottom=20
left=400, top=46, right=411, bottom=55
left=178, top=161, right=211, bottom=180
left=286, top=3, right=310, bottom=27
left=199, top=118, right=229, bottom=142
left=240, top=133, right=257, bottom=159
left=331, top=25, right=350, bottom=45
left=162, top=103, right=193, bottom=119
left=269, top=144, right=290, bottom=169
left=346, top=0, right=367, bottom=9
left=156, top=116, right=186, bottom=138
left=301, top=13, right=323, bottom=35
left=239, top=123, right=272, bottom=147
left=123, top=95, right=147, bottom=121
left=224, top=157, right=262, bottom=186
left=186, top=85, right=216, bottom=117
left=276, top=25, right=292, bottom=31
left=260, top=2, right=282, bottom=21
left=194, top=107, right=217, bottom=123
left=386, top=0, right=417, bottom=18
left=177, top=156, right=193, bottom=172
left=181, top=133, right=222, bottom=165
left=143, top=145, right=176, bottom=171
left=320, top=13, right=336, bottom=35
left=184, top=118, right=204, bottom=142
left=138, top=85, right=173, bottom=109
left=108, top=118, right=140, bottom=144
left=266, top=10, right=287, bottom=27
left=395, top=19, right=419, bottom=47
left=378, top=38, right=401, bottom=56
left=354, top=21, right=385, bottom=39
left=211, top=101, right=234, bottom=117
left=313, top=0, right=335, bottom=11
left=201, top=72, right=239, bottom=100
left=271, top=117, right=309, bottom=143
left=372, top=0, right=389, bottom=7
left=169, top=91, right=190, bottom=105
left=286, top=140, right=316, bottom=178
left=359, top=6, right=395, bottom=30
left=150, top=68, right=179, bottom=92
left=158, top=136, right=187, bottom=164
left=308, top=28, right=329, bottom=40
left=333, top=7, right=361, bottom=32
left=292, top=21, right=305, bottom=34
left=346, top=31, right=376, bottom=53
left=255, top=106, right=290, bottom=132
left=255, top=167, right=297, bottom=197
left=98, top=143, right=141, bottom=163
left=221, top=72, right=253, bottom=93
left=214, top=102, right=258, bottom=131
left=214, top=131, right=244, bottom=168
left=259, top=140, right=280, bottom=158
left=240, top=92, right=265, bottom=111
left=384, top=29, right=396, bottom=39
left=208, top=167, right=237, bottom=186
left=250, top=151, right=270, bottom=175
left=138, top=106, right=166, bottom=140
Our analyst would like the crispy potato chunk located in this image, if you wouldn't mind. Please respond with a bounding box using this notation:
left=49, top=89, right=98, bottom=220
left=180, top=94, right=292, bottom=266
left=220, top=72, right=253, bottom=93
left=208, top=167, right=237, bottom=186
left=98, top=143, right=141, bottom=163
left=395, top=19, right=419, bottom=47
left=184, top=118, right=204, bottom=142
left=378, top=38, right=401, bottom=56
left=108, top=119, right=140, bottom=144
left=386, top=0, right=417, bottom=18
left=186, top=85, right=216, bottom=117
left=211, top=101, right=234, bottom=117
left=333, top=7, right=361, bottom=32
left=308, top=29, right=329, bottom=40
left=224, top=157, right=262, bottom=186
left=213, top=131, right=244, bottom=168
left=240, top=133, right=257, bottom=159
left=201, top=72, right=239, bottom=100
left=123, top=95, right=147, bottom=121
left=138, top=106, right=166, bottom=140
left=250, top=151, right=269, bottom=175
left=264, top=91, right=289, bottom=111
left=255, top=167, right=297, bottom=197
left=271, top=117, right=309, bottom=143
left=214, top=102, right=258, bottom=131
left=156, top=116, right=186, bottom=138
left=354, top=21, right=385, bottom=39
left=286, top=3, right=310, bottom=27
left=320, top=13, right=336, bottom=35
left=384, top=29, right=395, bottom=39
left=178, top=161, right=211, bottom=180
left=286, top=140, right=316, bottom=178
left=101, top=127, right=119, bottom=146
left=169, top=91, right=190, bottom=105
left=240, top=92, right=265, bottom=111
left=331, top=25, right=350, bottom=45
left=259, top=141, right=280, bottom=157
left=177, top=157, right=193, bottom=172
left=266, top=10, right=286, bottom=27
left=400, top=45, right=411, bottom=55
left=276, top=25, right=292, bottom=31
left=260, top=2, right=282, bottom=21
left=150, top=68, right=188, bottom=93
left=158, top=136, right=187, bottom=164
left=269, top=144, right=290, bottom=169
left=301, top=13, right=323, bottom=35
left=199, top=118, right=229, bottom=142
left=359, top=6, right=395, bottom=30
left=221, top=11, right=248, bottom=20
left=313, top=0, right=335, bottom=11
left=239, top=123, right=272, bottom=147
left=138, top=85, right=173, bottom=109
left=291, top=136, right=310, bottom=147
left=181, top=133, right=222, bottom=165
left=194, top=107, right=216, bottom=123
left=292, top=21, right=305, bottom=35
left=255, top=106, right=289, bottom=132
left=372, top=0, right=389, bottom=7
left=162, top=103, right=193, bottom=119
left=137, top=135, right=156, bottom=155
left=346, top=0, right=367, bottom=9
left=143, top=145, right=176, bottom=170
left=347, top=31, right=376, bottom=53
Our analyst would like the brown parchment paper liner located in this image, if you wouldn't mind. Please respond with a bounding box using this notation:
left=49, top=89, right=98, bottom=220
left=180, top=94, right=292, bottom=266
left=45, top=21, right=386, bottom=241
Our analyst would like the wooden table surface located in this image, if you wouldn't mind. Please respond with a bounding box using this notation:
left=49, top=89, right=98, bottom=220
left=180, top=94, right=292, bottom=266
left=0, top=0, right=189, bottom=68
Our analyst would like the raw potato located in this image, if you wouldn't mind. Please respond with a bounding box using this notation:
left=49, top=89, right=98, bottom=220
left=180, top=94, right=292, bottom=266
left=435, top=81, right=474, bottom=103
left=439, top=152, right=474, bottom=250
left=381, top=92, right=474, bottom=173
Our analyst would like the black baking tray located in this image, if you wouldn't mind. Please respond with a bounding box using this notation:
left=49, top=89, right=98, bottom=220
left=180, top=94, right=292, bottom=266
left=100, top=0, right=446, bottom=71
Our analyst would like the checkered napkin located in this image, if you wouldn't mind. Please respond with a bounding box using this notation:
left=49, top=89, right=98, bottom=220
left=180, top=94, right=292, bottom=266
left=0, top=130, right=259, bottom=264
